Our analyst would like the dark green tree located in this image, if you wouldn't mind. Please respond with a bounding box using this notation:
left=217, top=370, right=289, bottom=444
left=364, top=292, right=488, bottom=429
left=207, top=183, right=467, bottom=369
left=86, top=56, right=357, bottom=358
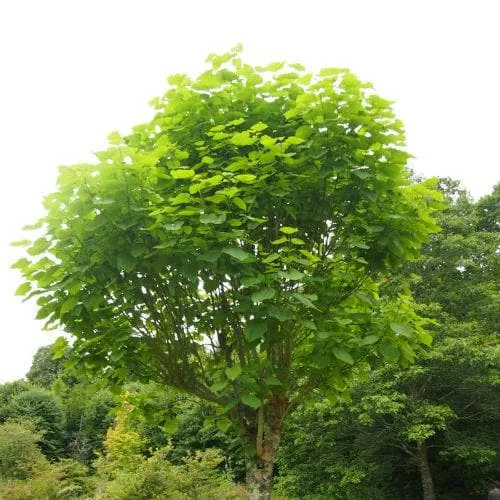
left=13, top=47, right=442, bottom=498
left=5, top=387, right=66, bottom=459
left=276, top=181, right=500, bottom=500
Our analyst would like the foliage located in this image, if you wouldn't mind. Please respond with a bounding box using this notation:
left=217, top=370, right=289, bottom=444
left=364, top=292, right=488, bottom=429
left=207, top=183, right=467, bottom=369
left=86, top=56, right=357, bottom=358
left=0, top=458, right=92, bottom=500
left=0, top=380, right=33, bottom=421
left=0, top=420, right=47, bottom=481
left=4, top=387, right=66, bottom=459
left=13, top=46, right=443, bottom=494
left=275, top=181, right=500, bottom=499
left=95, top=398, right=244, bottom=499
left=26, top=344, right=71, bottom=388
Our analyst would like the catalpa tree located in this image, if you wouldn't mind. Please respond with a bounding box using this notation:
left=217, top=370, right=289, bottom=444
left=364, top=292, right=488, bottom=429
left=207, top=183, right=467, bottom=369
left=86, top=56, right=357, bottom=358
left=14, top=46, right=443, bottom=498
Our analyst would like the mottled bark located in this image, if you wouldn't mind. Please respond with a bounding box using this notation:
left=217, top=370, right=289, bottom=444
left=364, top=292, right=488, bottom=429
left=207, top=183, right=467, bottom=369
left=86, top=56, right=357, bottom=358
left=416, top=441, right=435, bottom=500
left=244, top=393, right=286, bottom=500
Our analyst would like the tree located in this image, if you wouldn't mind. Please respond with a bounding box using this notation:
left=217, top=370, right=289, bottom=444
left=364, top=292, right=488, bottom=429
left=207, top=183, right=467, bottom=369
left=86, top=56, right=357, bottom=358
left=14, top=46, right=443, bottom=498
left=275, top=181, right=500, bottom=499
left=5, top=387, right=66, bottom=459
left=26, top=344, right=71, bottom=388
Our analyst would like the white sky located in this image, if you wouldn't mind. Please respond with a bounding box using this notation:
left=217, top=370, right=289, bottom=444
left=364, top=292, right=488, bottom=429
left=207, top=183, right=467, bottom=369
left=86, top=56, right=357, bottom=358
left=0, top=0, right=498, bottom=383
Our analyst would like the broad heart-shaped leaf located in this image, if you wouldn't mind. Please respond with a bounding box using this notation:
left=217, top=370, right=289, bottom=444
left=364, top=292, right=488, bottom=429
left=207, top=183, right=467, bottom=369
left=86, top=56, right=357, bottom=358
left=251, top=288, right=276, bottom=303
left=240, top=393, right=262, bottom=409
left=390, top=323, right=413, bottom=338
left=225, top=365, right=242, bottom=381
left=333, top=347, right=354, bottom=365
left=267, top=305, right=294, bottom=321
left=222, top=246, right=255, bottom=261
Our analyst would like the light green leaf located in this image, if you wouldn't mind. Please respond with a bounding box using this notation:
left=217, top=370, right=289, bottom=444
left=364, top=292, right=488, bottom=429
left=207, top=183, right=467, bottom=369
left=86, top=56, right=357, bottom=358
left=216, top=416, right=231, bottom=433
left=418, top=331, right=433, bottom=346
left=60, top=296, right=79, bottom=315
left=15, top=282, right=31, bottom=296
left=233, top=197, right=247, bottom=210
left=279, top=226, right=298, bottom=235
left=171, top=169, right=195, bottom=179
left=225, top=365, right=242, bottom=381
left=390, top=323, right=413, bottom=338
left=235, top=174, right=257, bottom=183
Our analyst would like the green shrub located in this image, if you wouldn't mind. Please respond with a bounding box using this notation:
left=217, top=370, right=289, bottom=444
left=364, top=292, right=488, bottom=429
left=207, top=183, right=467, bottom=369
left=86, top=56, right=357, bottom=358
left=0, top=420, right=48, bottom=481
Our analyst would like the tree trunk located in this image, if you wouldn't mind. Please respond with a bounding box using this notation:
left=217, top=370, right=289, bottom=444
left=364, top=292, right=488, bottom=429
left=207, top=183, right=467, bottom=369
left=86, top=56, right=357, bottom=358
left=244, top=393, right=286, bottom=500
left=415, top=441, right=435, bottom=500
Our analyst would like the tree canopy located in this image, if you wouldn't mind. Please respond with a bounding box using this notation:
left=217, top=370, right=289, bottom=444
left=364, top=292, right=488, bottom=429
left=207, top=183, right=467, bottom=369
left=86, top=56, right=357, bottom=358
left=14, top=46, right=443, bottom=497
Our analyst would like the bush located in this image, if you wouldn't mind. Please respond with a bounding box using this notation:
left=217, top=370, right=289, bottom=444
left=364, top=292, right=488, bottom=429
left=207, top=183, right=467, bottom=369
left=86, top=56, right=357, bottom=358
left=98, top=447, right=244, bottom=499
left=0, top=458, right=91, bottom=500
left=0, top=420, right=48, bottom=481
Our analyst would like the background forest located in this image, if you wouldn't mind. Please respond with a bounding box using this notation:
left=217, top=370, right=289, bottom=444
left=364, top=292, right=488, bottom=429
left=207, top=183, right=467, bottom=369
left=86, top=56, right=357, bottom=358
left=1, top=179, right=498, bottom=499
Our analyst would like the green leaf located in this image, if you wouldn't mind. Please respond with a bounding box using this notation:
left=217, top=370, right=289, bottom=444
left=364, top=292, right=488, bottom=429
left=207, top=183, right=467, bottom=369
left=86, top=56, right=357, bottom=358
left=235, top=174, right=257, bottom=183
left=60, top=296, right=79, bottom=315
left=240, top=394, right=261, bottom=409
left=250, top=122, right=268, bottom=132
left=390, top=323, right=413, bottom=338
left=210, top=380, right=228, bottom=393
left=278, top=269, right=304, bottom=280
left=200, top=213, right=226, bottom=224
left=216, top=416, right=231, bottom=433
left=418, top=331, right=433, bottom=346
left=291, top=237, right=305, bottom=245
left=279, top=226, right=298, bottom=234
left=267, top=305, right=294, bottom=321
left=252, top=288, right=276, bottom=302
left=271, top=237, right=287, bottom=245
left=359, top=335, right=380, bottom=346
left=171, top=169, right=195, bottom=179
left=230, top=132, right=257, bottom=146
left=222, top=247, right=254, bottom=261
left=15, top=282, right=31, bottom=296
left=245, top=321, right=267, bottom=342
left=225, top=365, right=242, bottom=381
left=52, top=336, right=68, bottom=360
left=292, top=292, right=319, bottom=310
left=201, top=156, right=214, bottom=164
left=233, top=197, right=247, bottom=210
left=333, top=347, right=354, bottom=365
left=162, top=417, right=179, bottom=434
left=380, top=343, right=400, bottom=362
left=264, top=376, right=283, bottom=386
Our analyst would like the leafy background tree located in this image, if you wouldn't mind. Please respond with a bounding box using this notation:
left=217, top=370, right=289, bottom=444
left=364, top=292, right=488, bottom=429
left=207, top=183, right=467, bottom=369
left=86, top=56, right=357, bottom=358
left=13, top=48, right=443, bottom=497
left=274, top=180, right=500, bottom=499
